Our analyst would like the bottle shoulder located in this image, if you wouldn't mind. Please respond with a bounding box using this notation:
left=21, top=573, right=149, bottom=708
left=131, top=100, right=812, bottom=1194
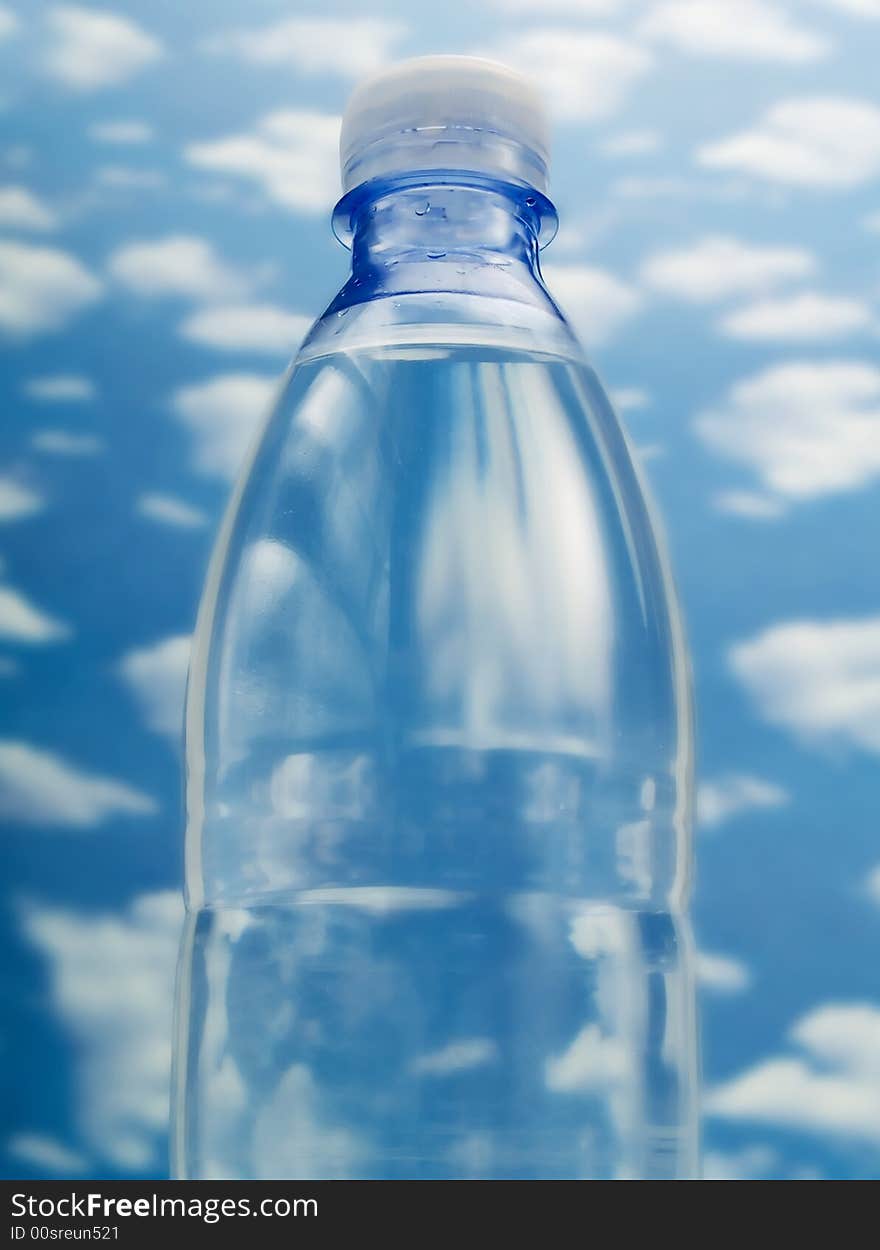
left=298, top=283, right=582, bottom=368
left=195, top=340, right=687, bottom=749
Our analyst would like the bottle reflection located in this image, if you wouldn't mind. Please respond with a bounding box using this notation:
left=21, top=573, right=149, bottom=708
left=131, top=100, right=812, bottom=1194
left=173, top=892, right=697, bottom=1179
left=179, top=345, right=697, bottom=1177
left=410, top=361, right=614, bottom=757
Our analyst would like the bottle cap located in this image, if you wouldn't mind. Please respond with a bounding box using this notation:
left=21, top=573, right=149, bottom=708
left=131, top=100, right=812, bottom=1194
left=339, top=55, right=551, bottom=196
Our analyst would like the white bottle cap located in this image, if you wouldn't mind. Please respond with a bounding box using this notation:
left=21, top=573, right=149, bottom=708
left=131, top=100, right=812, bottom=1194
left=339, top=55, right=551, bottom=197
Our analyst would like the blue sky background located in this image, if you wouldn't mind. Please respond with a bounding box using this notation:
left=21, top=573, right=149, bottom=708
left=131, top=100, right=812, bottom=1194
left=1, top=0, right=880, bottom=1180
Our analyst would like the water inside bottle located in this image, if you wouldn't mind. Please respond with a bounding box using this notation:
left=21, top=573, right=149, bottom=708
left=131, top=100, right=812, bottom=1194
left=175, top=895, right=696, bottom=1180
left=175, top=334, right=696, bottom=1179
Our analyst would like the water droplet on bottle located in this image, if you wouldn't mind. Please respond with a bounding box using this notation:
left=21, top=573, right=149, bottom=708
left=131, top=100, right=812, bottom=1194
left=414, top=201, right=430, bottom=217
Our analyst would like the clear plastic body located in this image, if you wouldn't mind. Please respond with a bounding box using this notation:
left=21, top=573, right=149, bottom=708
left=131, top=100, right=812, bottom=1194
left=172, top=174, right=697, bottom=1180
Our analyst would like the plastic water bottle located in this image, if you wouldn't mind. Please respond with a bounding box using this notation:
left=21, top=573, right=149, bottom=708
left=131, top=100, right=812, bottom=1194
left=173, top=56, right=697, bottom=1180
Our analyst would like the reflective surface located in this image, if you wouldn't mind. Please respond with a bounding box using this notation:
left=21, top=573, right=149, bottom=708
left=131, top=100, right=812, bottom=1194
left=186, top=341, right=690, bottom=910
left=175, top=896, right=697, bottom=1179
left=176, top=180, right=695, bottom=1178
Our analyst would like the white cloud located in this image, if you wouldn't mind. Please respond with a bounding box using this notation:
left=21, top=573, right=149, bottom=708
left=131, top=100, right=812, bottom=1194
left=95, top=166, right=165, bottom=190
left=489, top=0, right=628, bottom=11
left=180, top=303, right=311, bottom=356
left=703, top=1145, right=821, bottom=1181
left=24, top=891, right=182, bottom=1169
left=696, top=951, right=752, bottom=994
left=41, top=5, right=162, bottom=92
left=719, top=291, right=874, bottom=341
left=0, top=478, right=44, bottom=523
left=640, top=235, right=815, bottom=303
left=88, top=120, right=153, bottom=145
left=171, top=373, right=276, bottom=479
left=108, top=235, right=252, bottom=303
left=0, top=586, right=68, bottom=643
left=0, top=6, right=19, bottom=41
left=0, top=186, right=57, bottom=231
left=551, top=216, right=602, bottom=256
left=7, top=1134, right=88, bottom=1176
left=611, top=387, right=650, bottom=412
left=206, top=17, right=405, bottom=77
left=696, top=361, right=880, bottom=504
left=484, top=30, right=652, bottom=122
left=136, top=493, right=207, bottom=530
left=614, top=174, right=760, bottom=203
left=411, top=1039, right=498, bottom=1077
left=23, top=374, right=95, bottom=402
left=300, top=887, right=464, bottom=914
left=807, top=0, right=880, bottom=15
left=795, top=1004, right=880, bottom=1072
left=865, top=864, right=880, bottom=904
left=545, top=1024, right=627, bottom=1091
left=0, top=240, right=102, bottom=335
left=31, top=430, right=104, bottom=456
left=730, top=616, right=880, bottom=754
left=702, top=1145, right=778, bottom=1180
left=713, top=490, right=785, bottom=520
left=600, top=130, right=663, bottom=157
left=612, top=175, right=691, bottom=200
left=117, top=635, right=191, bottom=739
left=185, top=111, right=341, bottom=215
left=0, top=740, right=155, bottom=827
left=699, top=96, right=880, bottom=188
left=544, top=263, right=642, bottom=346
left=640, top=1, right=829, bottom=62
left=635, top=442, right=664, bottom=463
left=707, top=1002, right=880, bottom=1145
left=253, top=1063, right=366, bottom=1179
left=697, top=773, right=789, bottom=829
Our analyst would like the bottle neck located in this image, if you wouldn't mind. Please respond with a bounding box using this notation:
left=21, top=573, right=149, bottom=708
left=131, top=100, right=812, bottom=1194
left=330, top=176, right=557, bottom=310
